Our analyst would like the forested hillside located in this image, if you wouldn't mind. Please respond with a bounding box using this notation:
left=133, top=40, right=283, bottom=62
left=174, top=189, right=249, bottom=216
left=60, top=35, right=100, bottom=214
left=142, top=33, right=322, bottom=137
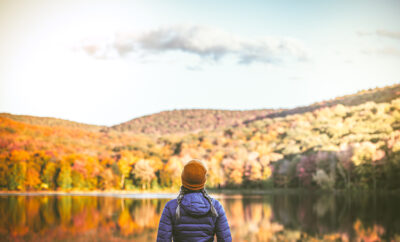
left=0, top=113, right=104, bottom=132
left=111, top=109, right=276, bottom=135
left=113, top=84, right=400, bottom=134
left=1, top=84, right=400, bottom=191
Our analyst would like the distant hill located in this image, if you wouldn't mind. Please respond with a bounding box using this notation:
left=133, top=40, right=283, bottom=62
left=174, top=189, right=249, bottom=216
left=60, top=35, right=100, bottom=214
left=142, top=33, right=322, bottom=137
left=110, top=109, right=277, bottom=135
left=112, top=83, right=400, bottom=134
left=243, top=83, right=400, bottom=124
left=0, top=113, right=104, bottom=132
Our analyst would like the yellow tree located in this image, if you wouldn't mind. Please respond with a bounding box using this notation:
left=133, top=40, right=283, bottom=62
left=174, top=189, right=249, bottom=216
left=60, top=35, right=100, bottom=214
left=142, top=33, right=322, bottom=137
left=132, top=159, right=155, bottom=190
left=160, top=156, right=183, bottom=188
left=57, top=156, right=72, bottom=190
left=222, top=158, right=244, bottom=186
left=244, top=159, right=262, bottom=183
left=98, top=168, right=114, bottom=190
left=0, top=154, right=8, bottom=188
left=41, top=162, right=57, bottom=190
left=117, top=150, right=138, bottom=189
left=147, top=156, right=163, bottom=173
left=206, top=157, right=225, bottom=188
left=84, top=156, right=102, bottom=189
left=8, top=150, right=30, bottom=190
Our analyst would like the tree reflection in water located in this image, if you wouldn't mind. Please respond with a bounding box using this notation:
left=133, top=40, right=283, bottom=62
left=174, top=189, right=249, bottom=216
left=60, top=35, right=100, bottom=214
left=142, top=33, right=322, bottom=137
left=0, top=193, right=399, bottom=241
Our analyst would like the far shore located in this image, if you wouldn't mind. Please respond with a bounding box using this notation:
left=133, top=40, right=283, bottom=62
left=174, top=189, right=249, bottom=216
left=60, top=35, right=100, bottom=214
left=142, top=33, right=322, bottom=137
left=0, top=190, right=176, bottom=195
left=1, top=188, right=399, bottom=197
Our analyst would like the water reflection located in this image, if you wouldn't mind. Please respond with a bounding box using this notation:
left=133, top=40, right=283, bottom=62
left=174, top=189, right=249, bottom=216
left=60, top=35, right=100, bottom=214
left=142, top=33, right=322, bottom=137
left=0, top=193, right=399, bottom=241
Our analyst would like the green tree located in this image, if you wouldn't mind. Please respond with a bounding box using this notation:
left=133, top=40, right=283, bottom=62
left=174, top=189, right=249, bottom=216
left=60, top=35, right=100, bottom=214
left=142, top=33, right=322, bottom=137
left=57, top=163, right=72, bottom=190
left=41, top=162, right=57, bottom=190
left=0, top=158, right=8, bottom=188
left=352, top=142, right=385, bottom=189
left=7, top=161, right=27, bottom=190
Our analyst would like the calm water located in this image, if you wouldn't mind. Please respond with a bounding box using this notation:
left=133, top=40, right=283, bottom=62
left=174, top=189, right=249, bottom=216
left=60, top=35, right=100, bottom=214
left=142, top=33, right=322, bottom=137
left=1, top=192, right=400, bottom=241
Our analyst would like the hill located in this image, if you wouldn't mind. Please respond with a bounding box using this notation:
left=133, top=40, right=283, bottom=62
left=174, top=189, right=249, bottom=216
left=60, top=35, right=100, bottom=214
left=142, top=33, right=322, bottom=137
left=245, top=83, right=400, bottom=123
left=113, top=84, right=400, bottom=134
left=0, top=113, right=104, bottom=132
left=111, top=109, right=277, bottom=135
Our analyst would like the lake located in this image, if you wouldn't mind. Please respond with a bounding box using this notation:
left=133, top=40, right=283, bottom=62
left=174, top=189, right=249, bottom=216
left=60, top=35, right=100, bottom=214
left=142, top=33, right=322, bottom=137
left=1, top=192, right=399, bottom=241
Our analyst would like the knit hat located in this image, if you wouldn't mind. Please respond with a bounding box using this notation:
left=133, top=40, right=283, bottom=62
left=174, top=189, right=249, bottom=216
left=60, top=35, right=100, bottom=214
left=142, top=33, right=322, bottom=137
left=181, top=159, right=207, bottom=190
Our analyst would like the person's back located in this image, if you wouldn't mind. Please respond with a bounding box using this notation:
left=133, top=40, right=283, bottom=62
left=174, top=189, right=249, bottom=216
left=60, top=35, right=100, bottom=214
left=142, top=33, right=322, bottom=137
left=157, top=159, right=232, bottom=242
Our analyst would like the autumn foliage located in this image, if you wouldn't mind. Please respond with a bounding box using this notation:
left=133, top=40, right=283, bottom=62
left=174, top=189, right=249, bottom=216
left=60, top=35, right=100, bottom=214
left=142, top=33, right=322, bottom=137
left=1, top=84, right=400, bottom=191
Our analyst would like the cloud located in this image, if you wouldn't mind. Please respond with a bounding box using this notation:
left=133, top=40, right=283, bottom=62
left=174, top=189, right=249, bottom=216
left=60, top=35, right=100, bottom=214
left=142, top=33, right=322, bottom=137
left=376, top=30, right=400, bottom=40
left=361, top=47, right=400, bottom=57
left=357, top=29, right=400, bottom=58
left=357, top=31, right=374, bottom=37
left=186, top=65, right=203, bottom=71
left=78, top=25, right=309, bottom=65
left=357, top=29, right=400, bottom=40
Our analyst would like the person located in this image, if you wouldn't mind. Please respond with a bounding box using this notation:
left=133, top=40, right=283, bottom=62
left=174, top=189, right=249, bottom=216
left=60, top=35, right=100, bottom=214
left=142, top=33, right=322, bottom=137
left=157, top=159, right=232, bottom=242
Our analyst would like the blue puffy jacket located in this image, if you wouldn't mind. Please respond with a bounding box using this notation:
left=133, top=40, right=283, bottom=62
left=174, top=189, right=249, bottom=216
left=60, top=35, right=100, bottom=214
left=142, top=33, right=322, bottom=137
left=157, top=191, right=232, bottom=242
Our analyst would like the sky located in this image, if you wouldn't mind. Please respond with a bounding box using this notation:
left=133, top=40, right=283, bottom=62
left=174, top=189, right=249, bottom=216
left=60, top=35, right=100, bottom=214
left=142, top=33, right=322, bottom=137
left=0, top=0, right=400, bottom=126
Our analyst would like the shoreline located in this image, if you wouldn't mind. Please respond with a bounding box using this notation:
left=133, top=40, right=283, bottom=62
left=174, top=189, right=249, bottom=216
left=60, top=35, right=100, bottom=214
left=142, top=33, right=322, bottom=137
left=1, top=188, right=399, bottom=196
left=0, top=190, right=179, bottom=199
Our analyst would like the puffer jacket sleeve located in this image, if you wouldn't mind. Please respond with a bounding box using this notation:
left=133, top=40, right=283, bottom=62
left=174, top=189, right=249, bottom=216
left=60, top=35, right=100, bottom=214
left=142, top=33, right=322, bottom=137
left=157, top=201, right=174, bottom=242
left=214, top=200, right=232, bottom=242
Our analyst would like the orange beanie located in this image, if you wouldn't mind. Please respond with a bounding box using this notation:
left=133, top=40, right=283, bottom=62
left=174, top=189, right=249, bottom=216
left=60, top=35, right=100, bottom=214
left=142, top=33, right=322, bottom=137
left=181, top=159, right=207, bottom=190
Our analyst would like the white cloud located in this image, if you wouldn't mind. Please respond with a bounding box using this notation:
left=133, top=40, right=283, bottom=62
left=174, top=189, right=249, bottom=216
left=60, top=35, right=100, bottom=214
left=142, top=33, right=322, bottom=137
left=357, top=29, right=400, bottom=58
left=361, top=47, right=400, bottom=57
left=376, top=30, right=400, bottom=40
left=77, top=25, right=309, bottom=65
left=357, top=29, right=400, bottom=40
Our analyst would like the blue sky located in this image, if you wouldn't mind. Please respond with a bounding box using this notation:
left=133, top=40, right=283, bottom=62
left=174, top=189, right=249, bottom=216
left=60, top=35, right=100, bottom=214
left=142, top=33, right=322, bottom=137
left=0, top=0, right=400, bottom=126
